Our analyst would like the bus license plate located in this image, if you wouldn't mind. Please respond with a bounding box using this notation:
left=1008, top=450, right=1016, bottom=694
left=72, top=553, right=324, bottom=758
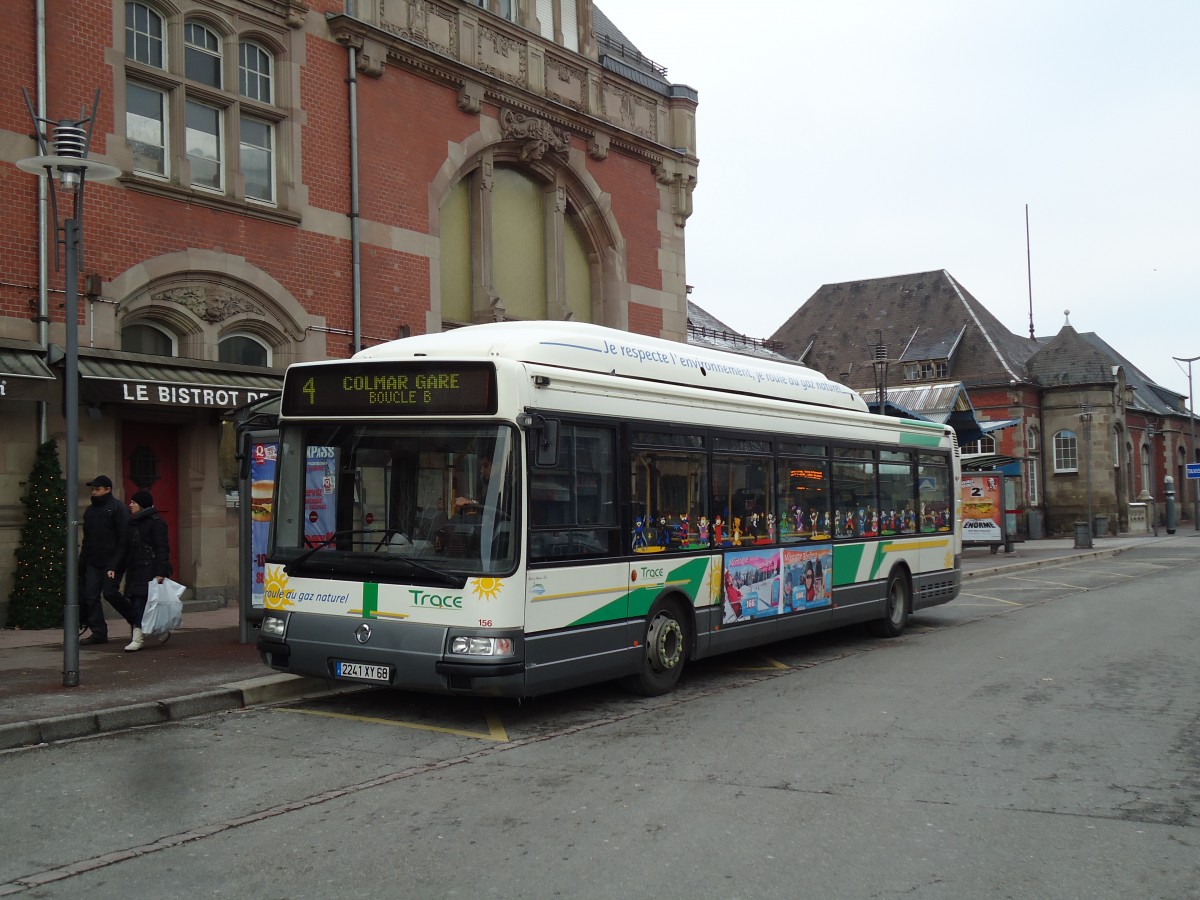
left=335, top=661, right=391, bottom=683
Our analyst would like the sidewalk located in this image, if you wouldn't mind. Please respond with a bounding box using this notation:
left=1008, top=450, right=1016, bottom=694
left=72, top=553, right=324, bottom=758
left=2, top=531, right=1195, bottom=750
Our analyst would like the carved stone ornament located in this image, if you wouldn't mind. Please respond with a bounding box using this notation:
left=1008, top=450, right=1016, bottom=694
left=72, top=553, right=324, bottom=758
left=458, top=81, right=484, bottom=116
left=588, top=132, right=610, bottom=161
left=154, top=286, right=263, bottom=323
left=500, top=109, right=570, bottom=161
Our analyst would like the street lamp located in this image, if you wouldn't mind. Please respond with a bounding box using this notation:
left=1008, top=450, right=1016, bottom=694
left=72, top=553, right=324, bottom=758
left=1080, top=402, right=1094, bottom=548
left=1173, top=355, right=1199, bottom=532
left=17, top=89, right=120, bottom=687
left=872, top=333, right=890, bottom=415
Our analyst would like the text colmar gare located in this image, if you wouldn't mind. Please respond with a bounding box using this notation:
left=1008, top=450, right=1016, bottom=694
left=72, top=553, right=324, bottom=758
left=343, top=372, right=461, bottom=405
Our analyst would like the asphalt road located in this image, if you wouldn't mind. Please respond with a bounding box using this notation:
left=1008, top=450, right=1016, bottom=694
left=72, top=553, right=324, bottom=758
left=3, top=541, right=1198, bottom=899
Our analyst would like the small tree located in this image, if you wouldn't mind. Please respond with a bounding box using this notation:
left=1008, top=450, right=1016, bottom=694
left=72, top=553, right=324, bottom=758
left=7, top=440, right=67, bottom=629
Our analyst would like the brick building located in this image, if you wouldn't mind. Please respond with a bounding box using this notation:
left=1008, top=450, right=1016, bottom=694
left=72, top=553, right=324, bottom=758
left=0, top=0, right=698, bottom=622
left=771, top=270, right=1196, bottom=537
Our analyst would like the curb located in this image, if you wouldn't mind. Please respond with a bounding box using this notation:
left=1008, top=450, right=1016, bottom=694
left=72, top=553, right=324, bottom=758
left=0, top=674, right=342, bottom=751
left=963, top=543, right=1129, bottom=579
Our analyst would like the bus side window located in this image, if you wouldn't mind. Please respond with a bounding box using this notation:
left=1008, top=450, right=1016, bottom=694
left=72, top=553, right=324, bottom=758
left=530, top=423, right=618, bottom=561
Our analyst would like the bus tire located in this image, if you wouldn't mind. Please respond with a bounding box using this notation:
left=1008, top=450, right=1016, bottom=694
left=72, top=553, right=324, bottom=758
left=621, top=599, right=689, bottom=696
left=869, top=568, right=910, bottom=638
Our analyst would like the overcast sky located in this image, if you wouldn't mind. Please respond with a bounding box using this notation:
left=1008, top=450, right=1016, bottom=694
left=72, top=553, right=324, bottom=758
left=595, top=0, right=1200, bottom=402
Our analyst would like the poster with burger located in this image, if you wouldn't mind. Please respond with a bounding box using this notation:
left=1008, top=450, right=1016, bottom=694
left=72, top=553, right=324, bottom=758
left=961, top=474, right=1004, bottom=544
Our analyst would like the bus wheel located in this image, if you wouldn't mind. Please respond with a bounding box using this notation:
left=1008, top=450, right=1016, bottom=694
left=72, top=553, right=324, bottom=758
left=622, top=601, right=688, bottom=696
left=869, top=569, right=910, bottom=638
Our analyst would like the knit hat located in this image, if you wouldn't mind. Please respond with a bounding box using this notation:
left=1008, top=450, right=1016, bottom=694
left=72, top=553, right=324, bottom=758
left=131, top=490, right=155, bottom=509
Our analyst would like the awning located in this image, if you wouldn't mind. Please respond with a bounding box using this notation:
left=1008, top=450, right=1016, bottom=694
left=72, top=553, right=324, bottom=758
left=0, top=347, right=56, bottom=402
left=962, top=454, right=1023, bottom=476
left=72, top=350, right=281, bottom=410
left=979, top=418, right=1020, bottom=434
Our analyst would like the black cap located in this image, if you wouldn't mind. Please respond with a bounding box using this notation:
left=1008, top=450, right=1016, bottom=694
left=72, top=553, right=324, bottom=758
left=131, top=490, right=155, bottom=509
left=86, top=475, right=113, bottom=488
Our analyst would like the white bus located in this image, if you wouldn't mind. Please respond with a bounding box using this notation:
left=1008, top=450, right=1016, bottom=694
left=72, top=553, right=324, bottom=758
left=257, top=321, right=961, bottom=697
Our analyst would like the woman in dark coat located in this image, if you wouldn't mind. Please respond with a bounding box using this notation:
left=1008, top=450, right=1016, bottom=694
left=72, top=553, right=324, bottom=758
left=109, top=490, right=172, bottom=651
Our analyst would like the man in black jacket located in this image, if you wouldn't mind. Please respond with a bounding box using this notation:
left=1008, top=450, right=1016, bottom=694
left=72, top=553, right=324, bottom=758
left=78, top=475, right=130, bottom=645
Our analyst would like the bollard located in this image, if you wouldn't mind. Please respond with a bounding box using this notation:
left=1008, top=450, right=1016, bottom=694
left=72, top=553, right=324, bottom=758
left=1164, top=475, right=1176, bottom=534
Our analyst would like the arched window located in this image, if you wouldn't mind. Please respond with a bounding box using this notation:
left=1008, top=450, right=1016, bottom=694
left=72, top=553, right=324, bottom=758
left=125, top=2, right=164, bottom=68
left=122, top=322, right=176, bottom=356
left=1053, top=430, right=1078, bottom=473
left=218, top=334, right=270, bottom=367
left=961, top=435, right=996, bottom=455
left=184, top=22, right=222, bottom=87
left=1027, top=425, right=1039, bottom=452
left=1141, top=442, right=1152, bottom=495
left=440, top=163, right=594, bottom=326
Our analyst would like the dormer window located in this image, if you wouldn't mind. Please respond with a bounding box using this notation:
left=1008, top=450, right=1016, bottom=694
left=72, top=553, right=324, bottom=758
left=904, top=360, right=949, bottom=381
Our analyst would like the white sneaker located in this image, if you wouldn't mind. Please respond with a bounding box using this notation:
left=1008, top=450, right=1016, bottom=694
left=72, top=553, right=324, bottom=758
left=124, top=628, right=145, bottom=652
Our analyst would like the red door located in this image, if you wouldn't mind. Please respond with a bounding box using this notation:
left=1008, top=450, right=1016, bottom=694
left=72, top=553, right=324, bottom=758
left=121, top=423, right=180, bottom=578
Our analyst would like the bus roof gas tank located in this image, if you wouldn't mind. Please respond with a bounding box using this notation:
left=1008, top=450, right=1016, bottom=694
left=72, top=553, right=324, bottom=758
left=354, top=321, right=867, bottom=414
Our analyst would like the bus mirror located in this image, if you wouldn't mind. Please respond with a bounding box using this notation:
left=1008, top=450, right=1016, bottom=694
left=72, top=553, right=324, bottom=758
left=533, top=417, right=559, bottom=468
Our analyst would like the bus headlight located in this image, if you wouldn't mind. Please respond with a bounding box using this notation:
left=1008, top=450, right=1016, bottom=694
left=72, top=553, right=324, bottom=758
left=449, top=636, right=515, bottom=657
left=260, top=614, right=287, bottom=640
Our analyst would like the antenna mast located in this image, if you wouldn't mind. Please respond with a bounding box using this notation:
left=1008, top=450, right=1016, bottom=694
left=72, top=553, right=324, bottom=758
left=1026, top=204, right=1035, bottom=340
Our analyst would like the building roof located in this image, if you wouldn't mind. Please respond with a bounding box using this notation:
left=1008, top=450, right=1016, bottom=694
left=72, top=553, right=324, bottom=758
left=687, top=300, right=794, bottom=362
left=770, top=269, right=1039, bottom=390
left=1026, top=324, right=1118, bottom=388
left=1076, top=332, right=1186, bottom=416
left=593, top=6, right=673, bottom=96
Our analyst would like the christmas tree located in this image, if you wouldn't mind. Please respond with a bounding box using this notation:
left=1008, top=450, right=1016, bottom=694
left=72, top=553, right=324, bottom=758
left=7, top=440, right=67, bottom=629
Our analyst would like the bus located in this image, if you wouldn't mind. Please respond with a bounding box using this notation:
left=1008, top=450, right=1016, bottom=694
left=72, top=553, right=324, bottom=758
left=257, top=321, right=961, bottom=697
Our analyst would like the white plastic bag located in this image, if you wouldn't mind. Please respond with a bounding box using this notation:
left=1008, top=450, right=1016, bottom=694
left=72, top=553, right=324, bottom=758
left=141, top=578, right=185, bottom=634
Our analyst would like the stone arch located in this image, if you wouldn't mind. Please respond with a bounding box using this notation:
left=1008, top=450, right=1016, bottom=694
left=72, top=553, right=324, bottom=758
left=107, top=249, right=325, bottom=365
left=428, top=116, right=626, bottom=331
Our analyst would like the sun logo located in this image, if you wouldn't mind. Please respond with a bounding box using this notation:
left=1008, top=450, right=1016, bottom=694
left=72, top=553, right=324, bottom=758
left=470, top=577, right=503, bottom=601
left=263, top=565, right=295, bottom=609
left=708, top=557, right=723, bottom=602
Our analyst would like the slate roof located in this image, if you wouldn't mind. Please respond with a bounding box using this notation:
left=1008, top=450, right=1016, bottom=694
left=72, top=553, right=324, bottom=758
left=593, top=6, right=673, bottom=96
left=1025, top=324, right=1118, bottom=389
left=687, top=301, right=794, bottom=362
left=770, top=269, right=1039, bottom=391
left=1077, top=332, right=1186, bottom=415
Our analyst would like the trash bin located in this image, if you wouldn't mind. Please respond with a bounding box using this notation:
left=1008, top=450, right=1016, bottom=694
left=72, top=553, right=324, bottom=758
left=1027, top=509, right=1044, bottom=540
left=1092, top=514, right=1109, bottom=538
left=1073, top=521, right=1093, bottom=549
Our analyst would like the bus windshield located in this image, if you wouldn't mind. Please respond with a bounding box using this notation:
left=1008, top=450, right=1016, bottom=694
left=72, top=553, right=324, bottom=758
left=272, top=422, right=518, bottom=578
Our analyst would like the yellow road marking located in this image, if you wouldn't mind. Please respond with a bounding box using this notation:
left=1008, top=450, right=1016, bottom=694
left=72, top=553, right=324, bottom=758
left=276, top=707, right=509, bottom=742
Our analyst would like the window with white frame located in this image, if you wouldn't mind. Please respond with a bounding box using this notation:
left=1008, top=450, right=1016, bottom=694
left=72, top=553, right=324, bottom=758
left=1025, top=457, right=1039, bottom=505
left=1054, top=430, right=1079, bottom=473
left=960, top=434, right=996, bottom=455
left=122, top=2, right=287, bottom=209
left=1141, top=442, right=1152, bottom=495
left=1027, top=425, right=1039, bottom=452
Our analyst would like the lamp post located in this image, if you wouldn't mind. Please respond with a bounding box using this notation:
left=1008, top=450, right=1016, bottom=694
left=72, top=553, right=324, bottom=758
left=1080, top=402, right=1094, bottom=548
left=1173, top=355, right=1199, bottom=531
left=17, top=89, right=120, bottom=687
left=872, top=333, right=890, bottom=415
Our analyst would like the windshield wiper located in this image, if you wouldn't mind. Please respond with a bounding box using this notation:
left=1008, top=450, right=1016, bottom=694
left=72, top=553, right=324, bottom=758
left=388, top=555, right=464, bottom=587
left=284, top=529, right=378, bottom=574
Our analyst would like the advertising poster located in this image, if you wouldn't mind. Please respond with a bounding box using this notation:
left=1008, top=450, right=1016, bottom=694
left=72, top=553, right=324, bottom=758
left=722, top=548, right=780, bottom=623
left=781, top=546, right=833, bottom=612
left=961, top=473, right=1004, bottom=544
left=249, top=441, right=277, bottom=609
left=304, top=446, right=338, bottom=545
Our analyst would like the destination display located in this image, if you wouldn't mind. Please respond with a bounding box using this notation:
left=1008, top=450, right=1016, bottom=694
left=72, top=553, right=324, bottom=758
left=281, top=361, right=496, bottom=416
